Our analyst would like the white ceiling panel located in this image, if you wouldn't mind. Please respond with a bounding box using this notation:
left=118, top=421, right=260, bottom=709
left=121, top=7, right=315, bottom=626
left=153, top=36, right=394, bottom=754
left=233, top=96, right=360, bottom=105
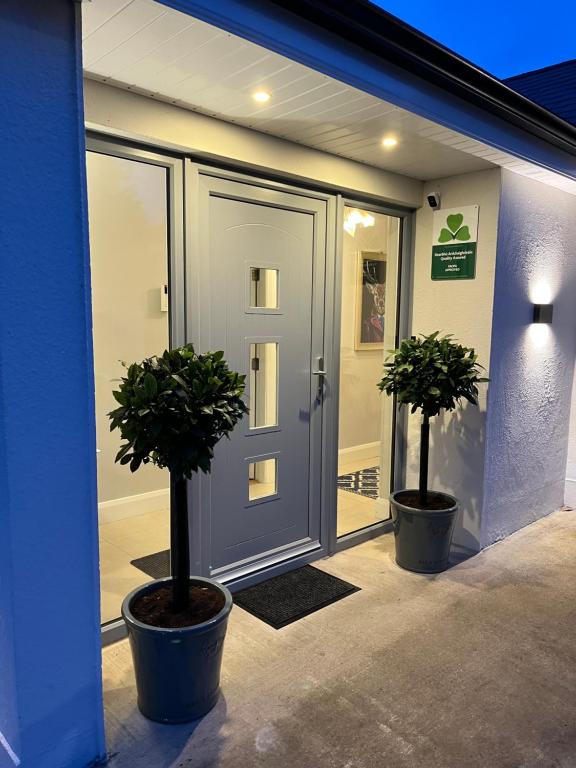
left=85, top=12, right=196, bottom=73
left=83, top=1, right=166, bottom=67
left=81, top=0, right=134, bottom=38
left=82, top=0, right=576, bottom=192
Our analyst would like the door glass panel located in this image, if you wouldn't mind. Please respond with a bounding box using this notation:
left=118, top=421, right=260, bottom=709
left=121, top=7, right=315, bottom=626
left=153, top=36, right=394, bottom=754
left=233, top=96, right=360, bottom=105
left=337, top=207, right=400, bottom=537
left=249, top=342, right=278, bottom=429
left=250, top=267, right=278, bottom=309
left=249, top=458, right=278, bottom=500
left=87, top=150, right=170, bottom=625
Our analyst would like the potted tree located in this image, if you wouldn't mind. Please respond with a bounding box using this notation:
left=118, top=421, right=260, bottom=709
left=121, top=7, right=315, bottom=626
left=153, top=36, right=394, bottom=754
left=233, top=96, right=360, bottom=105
left=109, top=344, right=248, bottom=723
left=378, top=332, right=487, bottom=574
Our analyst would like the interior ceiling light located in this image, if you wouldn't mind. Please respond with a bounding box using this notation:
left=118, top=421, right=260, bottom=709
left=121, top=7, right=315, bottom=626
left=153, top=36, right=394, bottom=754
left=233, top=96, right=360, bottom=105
left=382, top=136, right=398, bottom=148
left=344, top=208, right=375, bottom=237
left=252, top=90, right=271, bottom=103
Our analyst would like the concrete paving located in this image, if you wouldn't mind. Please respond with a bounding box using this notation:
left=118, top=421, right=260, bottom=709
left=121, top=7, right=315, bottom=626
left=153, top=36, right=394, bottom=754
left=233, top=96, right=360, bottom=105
left=103, top=509, right=576, bottom=767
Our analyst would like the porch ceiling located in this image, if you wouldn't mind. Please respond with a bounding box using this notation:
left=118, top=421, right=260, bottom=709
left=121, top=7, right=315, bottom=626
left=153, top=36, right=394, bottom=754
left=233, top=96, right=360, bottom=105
left=82, top=0, right=576, bottom=193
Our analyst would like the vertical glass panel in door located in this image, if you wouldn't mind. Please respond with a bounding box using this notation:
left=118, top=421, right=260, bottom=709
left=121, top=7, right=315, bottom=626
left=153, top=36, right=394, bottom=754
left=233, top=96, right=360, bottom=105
left=250, top=267, right=279, bottom=309
left=337, top=207, right=400, bottom=537
left=249, top=342, right=278, bottom=429
left=87, top=151, right=170, bottom=625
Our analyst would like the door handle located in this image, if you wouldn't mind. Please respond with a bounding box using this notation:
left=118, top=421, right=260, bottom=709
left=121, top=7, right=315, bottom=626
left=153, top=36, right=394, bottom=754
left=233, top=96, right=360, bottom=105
left=312, top=355, right=326, bottom=377
left=312, top=356, right=326, bottom=398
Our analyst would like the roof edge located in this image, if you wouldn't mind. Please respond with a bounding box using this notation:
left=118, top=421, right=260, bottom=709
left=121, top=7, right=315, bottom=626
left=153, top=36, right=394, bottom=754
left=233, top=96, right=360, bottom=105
left=266, top=0, right=576, bottom=156
left=505, top=58, right=576, bottom=83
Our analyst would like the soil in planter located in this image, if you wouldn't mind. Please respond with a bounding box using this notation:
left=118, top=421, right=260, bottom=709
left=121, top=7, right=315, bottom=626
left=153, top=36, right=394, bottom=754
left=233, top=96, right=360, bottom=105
left=131, top=584, right=226, bottom=629
left=396, top=490, right=454, bottom=511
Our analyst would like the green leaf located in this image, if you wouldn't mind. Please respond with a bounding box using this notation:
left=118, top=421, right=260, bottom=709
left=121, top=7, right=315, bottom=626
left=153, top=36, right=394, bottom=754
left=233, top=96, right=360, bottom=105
left=112, top=390, right=128, bottom=406
left=143, top=373, right=157, bottom=398
left=115, top=443, right=131, bottom=462
left=455, top=226, right=471, bottom=241
left=446, top=213, right=463, bottom=234
left=172, top=374, right=190, bottom=391
left=438, top=228, right=453, bottom=243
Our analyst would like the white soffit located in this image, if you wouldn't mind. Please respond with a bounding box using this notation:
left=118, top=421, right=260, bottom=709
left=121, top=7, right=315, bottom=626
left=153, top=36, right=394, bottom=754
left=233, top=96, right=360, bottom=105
left=82, top=0, right=576, bottom=193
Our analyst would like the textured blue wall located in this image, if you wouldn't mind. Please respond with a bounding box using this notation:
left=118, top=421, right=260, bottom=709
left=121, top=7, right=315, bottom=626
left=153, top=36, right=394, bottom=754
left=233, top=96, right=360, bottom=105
left=0, top=1, right=105, bottom=766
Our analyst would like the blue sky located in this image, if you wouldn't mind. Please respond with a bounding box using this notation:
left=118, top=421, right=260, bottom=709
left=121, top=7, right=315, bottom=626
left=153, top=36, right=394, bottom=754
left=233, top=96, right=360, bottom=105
left=371, top=1, right=576, bottom=78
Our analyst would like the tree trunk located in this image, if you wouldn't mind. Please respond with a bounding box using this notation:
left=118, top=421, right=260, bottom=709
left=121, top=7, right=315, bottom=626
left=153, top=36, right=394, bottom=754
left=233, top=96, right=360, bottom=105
left=170, top=474, right=190, bottom=612
left=419, top=413, right=430, bottom=507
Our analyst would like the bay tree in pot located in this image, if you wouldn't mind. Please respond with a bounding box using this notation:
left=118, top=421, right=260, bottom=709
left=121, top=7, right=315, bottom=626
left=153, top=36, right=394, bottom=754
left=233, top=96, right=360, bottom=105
left=378, top=332, right=487, bottom=574
left=109, top=344, right=248, bottom=723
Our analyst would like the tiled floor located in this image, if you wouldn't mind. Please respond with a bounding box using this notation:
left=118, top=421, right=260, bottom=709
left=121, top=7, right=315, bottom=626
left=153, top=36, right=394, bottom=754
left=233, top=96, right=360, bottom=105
left=337, top=454, right=389, bottom=537
left=99, top=509, right=169, bottom=624
left=98, top=457, right=388, bottom=623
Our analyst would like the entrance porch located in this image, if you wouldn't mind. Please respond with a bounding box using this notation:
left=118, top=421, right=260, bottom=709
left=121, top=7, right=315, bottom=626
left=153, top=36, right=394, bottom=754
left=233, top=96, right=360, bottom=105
left=103, top=508, right=576, bottom=767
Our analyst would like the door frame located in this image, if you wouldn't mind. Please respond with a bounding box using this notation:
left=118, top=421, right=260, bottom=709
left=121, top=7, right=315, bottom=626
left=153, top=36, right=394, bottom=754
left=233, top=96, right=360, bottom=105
left=86, top=130, right=414, bottom=641
left=184, top=161, right=339, bottom=590
left=326, top=196, right=414, bottom=555
left=86, top=135, right=186, bottom=646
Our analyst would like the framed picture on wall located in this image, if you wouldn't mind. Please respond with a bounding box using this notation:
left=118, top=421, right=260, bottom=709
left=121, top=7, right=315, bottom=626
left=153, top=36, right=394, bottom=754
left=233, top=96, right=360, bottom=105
left=354, top=251, right=387, bottom=350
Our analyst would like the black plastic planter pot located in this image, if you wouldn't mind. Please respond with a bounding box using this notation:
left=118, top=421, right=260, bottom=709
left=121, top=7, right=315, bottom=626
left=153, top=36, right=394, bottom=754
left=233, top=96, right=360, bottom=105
left=122, top=576, right=233, bottom=723
left=389, top=490, right=458, bottom=573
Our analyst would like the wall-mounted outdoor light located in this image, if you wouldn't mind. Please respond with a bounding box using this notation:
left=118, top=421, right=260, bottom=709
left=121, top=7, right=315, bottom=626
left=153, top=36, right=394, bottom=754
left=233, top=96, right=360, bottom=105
left=532, top=303, right=553, bottom=324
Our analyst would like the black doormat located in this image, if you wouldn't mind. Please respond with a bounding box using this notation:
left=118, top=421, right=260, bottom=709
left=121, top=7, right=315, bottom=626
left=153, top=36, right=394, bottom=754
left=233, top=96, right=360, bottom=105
left=338, top=465, right=380, bottom=499
left=233, top=565, right=360, bottom=629
left=131, top=549, right=170, bottom=579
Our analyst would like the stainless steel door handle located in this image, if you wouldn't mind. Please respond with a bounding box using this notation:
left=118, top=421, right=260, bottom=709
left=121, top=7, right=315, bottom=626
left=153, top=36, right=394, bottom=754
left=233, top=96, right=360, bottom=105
left=312, top=355, right=326, bottom=377
left=313, top=356, right=326, bottom=398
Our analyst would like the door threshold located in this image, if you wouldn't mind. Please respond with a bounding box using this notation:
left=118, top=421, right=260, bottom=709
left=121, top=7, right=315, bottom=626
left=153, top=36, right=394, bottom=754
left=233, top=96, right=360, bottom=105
left=218, top=544, right=326, bottom=593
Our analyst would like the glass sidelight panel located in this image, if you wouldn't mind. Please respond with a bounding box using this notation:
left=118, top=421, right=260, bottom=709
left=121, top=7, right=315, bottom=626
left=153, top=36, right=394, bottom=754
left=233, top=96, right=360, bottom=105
left=250, top=267, right=279, bottom=309
left=249, top=458, right=278, bottom=500
left=337, top=206, right=401, bottom=537
left=87, top=149, right=172, bottom=626
left=249, top=342, right=278, bottom=429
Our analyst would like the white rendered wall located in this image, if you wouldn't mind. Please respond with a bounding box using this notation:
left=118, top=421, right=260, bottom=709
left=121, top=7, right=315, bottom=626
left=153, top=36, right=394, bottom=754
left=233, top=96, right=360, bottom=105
left=406, top=168, right=501, bottom=552
left=481, top=170, right=576, bottom=546
left=567, top=367, right=576, bottom=507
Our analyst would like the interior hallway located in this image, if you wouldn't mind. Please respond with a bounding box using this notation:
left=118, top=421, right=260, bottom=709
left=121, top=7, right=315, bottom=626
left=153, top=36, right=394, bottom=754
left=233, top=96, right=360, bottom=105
left=337, top=452, right=388, bottom=536
left=102, top=507, right=576, bottom=767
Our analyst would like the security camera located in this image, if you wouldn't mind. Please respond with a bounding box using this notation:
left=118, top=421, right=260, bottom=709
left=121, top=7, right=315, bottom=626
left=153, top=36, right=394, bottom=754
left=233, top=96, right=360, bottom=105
left=427, top=192, right=440, bottom=209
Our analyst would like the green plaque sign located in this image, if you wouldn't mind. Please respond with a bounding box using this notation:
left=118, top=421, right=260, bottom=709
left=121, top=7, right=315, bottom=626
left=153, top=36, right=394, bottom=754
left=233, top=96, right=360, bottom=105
left=432, top=243, right=476, bottom=279
left=431, top=206, right=479, bottom=281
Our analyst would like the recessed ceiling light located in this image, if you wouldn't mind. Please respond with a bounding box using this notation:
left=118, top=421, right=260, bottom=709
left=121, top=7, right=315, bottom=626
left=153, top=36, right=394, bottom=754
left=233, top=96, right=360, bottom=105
left=382, top=137, right=398, bottom=148
left=252, top=90, right=271, bottom=103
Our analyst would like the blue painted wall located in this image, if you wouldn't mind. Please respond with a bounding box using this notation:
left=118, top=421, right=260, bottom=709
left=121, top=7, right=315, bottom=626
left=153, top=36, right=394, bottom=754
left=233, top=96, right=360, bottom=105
left=0, top=1, right=105, bottom=766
